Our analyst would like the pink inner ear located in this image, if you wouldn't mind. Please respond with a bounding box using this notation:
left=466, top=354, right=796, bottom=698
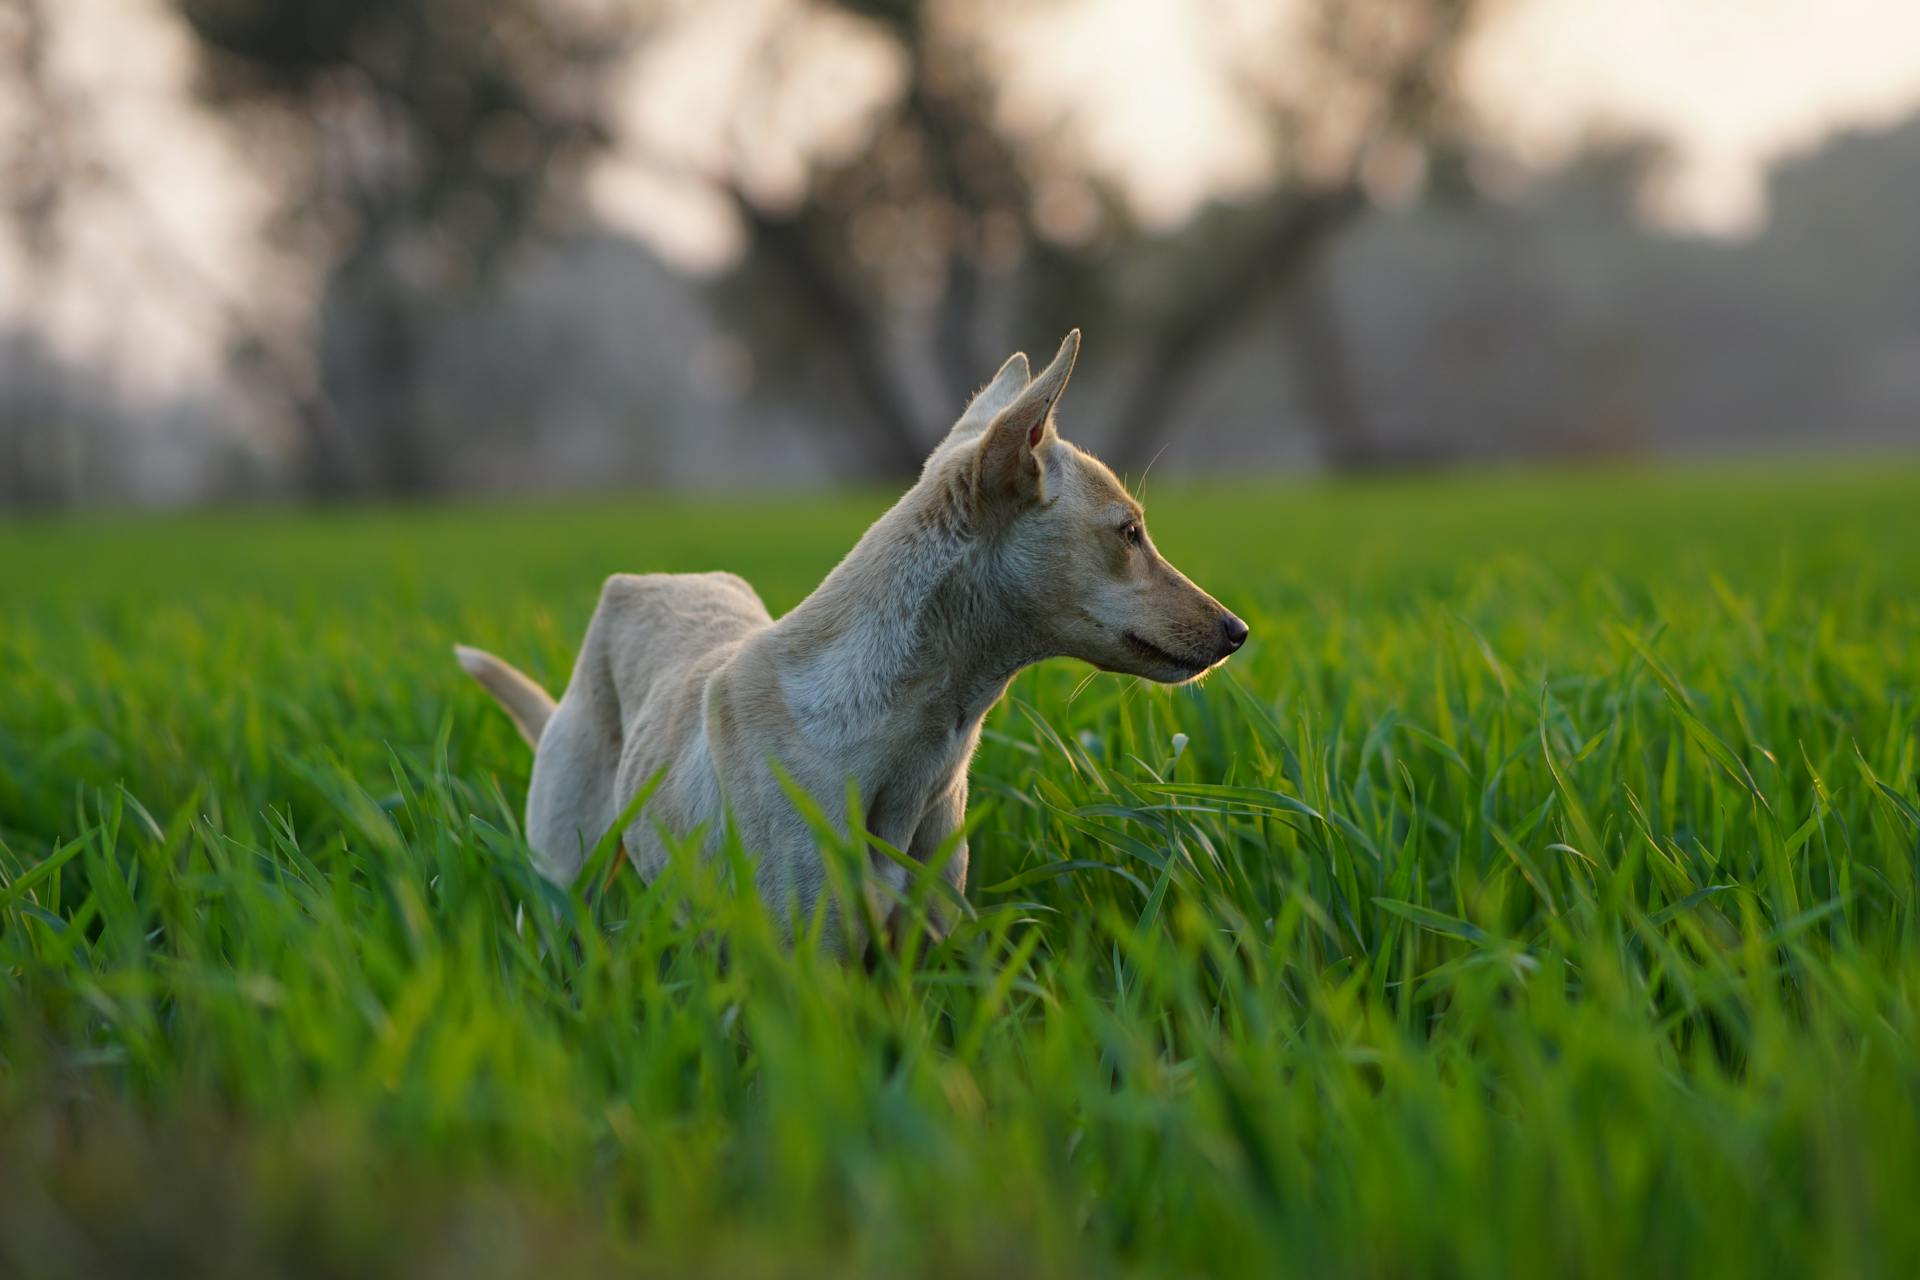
left=1026, top=417, right=1045, bottom=449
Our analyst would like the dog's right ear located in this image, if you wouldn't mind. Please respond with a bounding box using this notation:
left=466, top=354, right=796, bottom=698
left=947, top=351, right=1031, bottom=441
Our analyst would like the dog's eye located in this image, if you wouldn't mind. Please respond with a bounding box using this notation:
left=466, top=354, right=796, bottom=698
left=1119, top=521, right=1143, bottom=548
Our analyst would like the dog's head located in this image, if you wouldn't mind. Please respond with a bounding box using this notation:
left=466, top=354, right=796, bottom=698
left=929, top=330, right=1248, bottom=683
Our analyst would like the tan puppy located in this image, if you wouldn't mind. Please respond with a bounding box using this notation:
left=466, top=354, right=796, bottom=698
left=457, top=331, right=1247, bottom=948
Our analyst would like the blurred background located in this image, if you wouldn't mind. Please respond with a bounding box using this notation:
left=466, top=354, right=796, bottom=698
left=1, top=0, right=1916, bottom=509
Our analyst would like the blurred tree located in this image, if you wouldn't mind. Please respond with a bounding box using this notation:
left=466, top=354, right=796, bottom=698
left=0, top=0, right=67, bottom=278
left=691, top=0, right=1494, bottom=473
left=700, top=0, right=1035, bottom=474
left=171, top=0, right=633, bottom=496
left=0, top=0, right=87, bottom=505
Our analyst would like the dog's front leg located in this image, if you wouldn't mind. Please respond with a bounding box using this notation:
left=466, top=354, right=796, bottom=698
left=889, top=779, right=970, bottom=950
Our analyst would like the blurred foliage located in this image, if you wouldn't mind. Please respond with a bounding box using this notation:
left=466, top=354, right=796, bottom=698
left=172, top=0, right=634, bottom=496
left=2, top=0, right=1515, bottom=500
left=703, top=0, right=1493, bottom=470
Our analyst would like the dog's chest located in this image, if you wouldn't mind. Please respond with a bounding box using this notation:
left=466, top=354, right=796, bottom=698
left=846, top=703, right=980, bottom=837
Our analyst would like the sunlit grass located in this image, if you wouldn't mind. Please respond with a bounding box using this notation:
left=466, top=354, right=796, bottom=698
left=3, top=464, right=1918, bottom=1277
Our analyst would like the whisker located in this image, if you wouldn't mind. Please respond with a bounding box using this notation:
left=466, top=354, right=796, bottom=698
left=1136, top=442, right=1175, bottom=502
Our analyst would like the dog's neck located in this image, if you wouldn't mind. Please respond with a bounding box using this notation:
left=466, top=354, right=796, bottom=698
left=772, top=483, right=1041, bottom=757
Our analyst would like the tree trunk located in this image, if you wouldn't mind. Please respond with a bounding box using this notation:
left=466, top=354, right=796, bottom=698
left=1102, top=187, right=1363, bottom=471
left=731, top=193, right=930, bottom=477
left=314, top=247, right=439, bottom=499
left=361, top=293, right=435, bottom=497
left=934, top=251, right=984, bottom=411
left=904, top=77, right=989, bottom=412
left=1284, top=262, right=1387, bottom=471
left=290, top=396, right=360, bottom=501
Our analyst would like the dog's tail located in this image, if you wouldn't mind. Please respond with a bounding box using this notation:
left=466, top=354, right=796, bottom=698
left=454, top=644, right=556, bottom=748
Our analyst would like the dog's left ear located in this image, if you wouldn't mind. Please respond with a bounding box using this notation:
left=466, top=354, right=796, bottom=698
left=948, top=350, right=1031, bottom=441
left=973, top=329, right=1079, bottom=507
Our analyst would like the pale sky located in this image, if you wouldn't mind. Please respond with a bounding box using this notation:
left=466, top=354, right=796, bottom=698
left=1469, top=0, right=1920, bottom=230
left=7, top=0, right=1920, bottom=390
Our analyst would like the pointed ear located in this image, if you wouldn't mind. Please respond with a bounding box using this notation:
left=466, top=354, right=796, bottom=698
left=948, top=351, right=1030, bottom=440
left=972, top=329, right=1080, bottom=506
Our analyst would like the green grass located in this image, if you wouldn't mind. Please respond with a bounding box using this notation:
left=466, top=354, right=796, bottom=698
left=3, top=464, right=1918, bottom=1278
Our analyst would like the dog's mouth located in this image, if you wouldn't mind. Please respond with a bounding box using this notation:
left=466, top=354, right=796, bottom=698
left=1122, top=630, right=1209, bottom=680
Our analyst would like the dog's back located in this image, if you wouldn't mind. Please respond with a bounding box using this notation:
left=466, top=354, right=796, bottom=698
left=522, top=572, right=771, bottom=884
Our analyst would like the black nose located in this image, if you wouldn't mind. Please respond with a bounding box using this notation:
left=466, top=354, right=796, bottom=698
left=1219, top=613, right=1249, bottom=655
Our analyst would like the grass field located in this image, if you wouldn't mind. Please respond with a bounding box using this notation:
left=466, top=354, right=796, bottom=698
left=3, top=464, right=1918, bottom=1278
